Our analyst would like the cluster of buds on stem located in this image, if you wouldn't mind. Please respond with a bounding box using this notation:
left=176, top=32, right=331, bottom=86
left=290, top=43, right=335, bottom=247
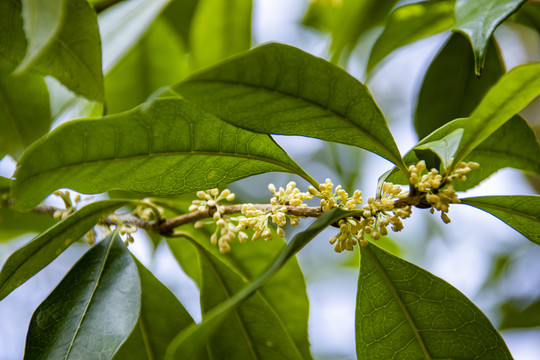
left=52, top=190, right=80, bottom=220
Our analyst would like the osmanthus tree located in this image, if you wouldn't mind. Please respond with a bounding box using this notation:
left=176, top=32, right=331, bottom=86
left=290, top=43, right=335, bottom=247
left=1, top=0, right=539, bottom=359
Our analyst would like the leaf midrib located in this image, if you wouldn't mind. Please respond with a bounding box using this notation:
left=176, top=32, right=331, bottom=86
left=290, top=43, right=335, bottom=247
left=182, top=78, right=405, bottom=171
left=64, top=234, right=116, bottom=359
left=364, top=244, right=432, bottom=359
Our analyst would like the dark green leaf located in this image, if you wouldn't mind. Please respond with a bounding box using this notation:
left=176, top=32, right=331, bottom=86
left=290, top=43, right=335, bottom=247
left=175, top=43, right=407, bottom=173
left=386, top=115, right=540, bottom=191
left=414, top=33, right=504, bottom=139
left=113, top=258, right=198, bottom=360
left=500, top=297, right=540, bottom=330
left=0, top=200, right=127, bottom=300
left=0, top=176, right=10, bottom=194
left=165, top=207, right=353, bottom=359
left=454, top=62, right=540, bottom=165
left=168, top=225, right=312, bottom=359
left=105, top=18, right=188, bottom=114
left=329, top=0, right=399, bottom=63
left=414, top=128, right=464, bottom=172
left=24, top=232, right=140, bottom=360
left=17, top=0, right=104, bottom=102
left=162, top=0, right=199, bottom=46
left=12, top=98, right=315, bottom=210
left=367, top=0, right=455, bottom=74
left=356, top=243, right=512, bottom=359
left=189, top=0, right=252, bottom=70
left=0, top=0, right=27, bottom=65
left=0, top=58, right=51, bottom=158
left=460, top=196, right=540, bottom=245
left=454, top=0, right=526, bottom=75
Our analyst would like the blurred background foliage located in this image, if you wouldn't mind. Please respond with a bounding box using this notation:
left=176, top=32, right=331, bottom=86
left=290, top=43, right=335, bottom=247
left=1, top=0, right=540, bottom=358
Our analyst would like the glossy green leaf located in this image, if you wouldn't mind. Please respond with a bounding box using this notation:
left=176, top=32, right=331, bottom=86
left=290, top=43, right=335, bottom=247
left=24, top=232, right=140, bottom=360
left=105, top=18, right=187, bottom=114
left=386, top=115, right=540, bottom=191
left=0, top=200, right=127, bottom=300
left=180, top=239, right=304, bottom=359
left=165, top=207, right=353, bottom=359
left=414, top=128, right=464, bottom=172
left=367, top=0, right=455, bottom=74
left=454, top=0, right=526, bottom=75
left=113, top=258, right=198, bottom=360
left=12, top=98, right=315, bottom=210
left=17, top=0, right=104, bottom=102
left=329, top=0, right=398, bottom=63
left=189, top=0, right=252, bottom=70
left=0, top=58, right=51, bottom=158
left=175, top=43, right=407, bottom=173
left=168, top=226, right=312, bottom=358
left=460, top=196, right=540, bottom=245
left=17, top=0, right=63, bottom=71
left=454, top=62, right=540, bottom=165
left=356, top=243, right=512, bottom=359
left=500, top=297, right=540, bottom=330
left=414, top=33, right=504, bottom=139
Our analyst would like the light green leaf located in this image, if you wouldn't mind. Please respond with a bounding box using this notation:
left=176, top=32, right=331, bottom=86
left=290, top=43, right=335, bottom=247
left=189, top=0, right=252, bottom=70
left=414, top=33, right=505, bottom=139
left=460, top=196, right=540, bottom=245
left=329, top=0, right=399, bottom=63
left=168, top=226, right=312, bottom=359
left=454, top=0, right=526, bottom=75
left=105, top=18, right=187, bottom=114
left=165, top=207, right=353, bottom=359
left=301, top=0, right=340, bottom=33
left=0, top=200, right=127, bottom=300
left=414, top=128, right=464, bottom=172
left=367, top=0, right=455, bottom=74
left=356, top=243, right=512, bottom=359
left=99, top=0, right=170, bottom=74
left=12, top=98, right=315, bottom=210
left=385, top=115, right=540, bottom=191
left=175, top=43, right=407, bottom=173
left=0, top=58, right=51, bottom=158
left=454, top=62, right=540, bottom=165
left=17, top=0, right=104, bottom=102
left=24, top=232, right=140, bottom=360
left=17, top=0, right=63, bottom=71
left=113, top=258, right=199, bottom=360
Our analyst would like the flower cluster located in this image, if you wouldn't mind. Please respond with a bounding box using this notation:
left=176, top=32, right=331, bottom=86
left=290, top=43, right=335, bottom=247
left=308, top=178, right=363, bottom=211
left=325, top=181, right=411, bottom=252
left=408, top=160, right=479, bottom=223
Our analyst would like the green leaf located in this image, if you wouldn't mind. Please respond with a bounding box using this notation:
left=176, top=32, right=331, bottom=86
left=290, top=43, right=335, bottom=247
left=460, top=196, right=540, bottom=245
left=165, top=207, right=353, bottom=359
left=168, top=226, right=312, bottom=358
left=513, top=2, right=540, bottom=32
left=17, top=0, right=104, bottom=102
left=454, top=0, right=526, bottom=75
left=500, top=297, right=540, bottom=330
left=0, top=200, right=127, bottom=300
left=329, top=0, right=399, bottom=63
left=174, top=43, right=407, bottom=173
left=178, top=238, right=304, bottom=359
left=414, top=128, right=464, bottom=172
left=356, top=243, right=512, bottom=359
left=386, top=115, right=540, bottom=191
left=105, top=18, right=188, bottom=114
left=301, top=0, right=340, bottom=33
left=0, top=58, right=51, bottom=158
left=0, top=207, right=57, bottom=242
left=189, top=0, right=252, bottom=70
left=113, top=258, right=198, bottom=360
left=414, top=33, right=504, bottom=139
left=24, top=232, right=140, bottom=360
left=454, top=62, right=540, bottom=165
left=17, top=0, right=63, bottom=71
left=162, top=0, right=199, bottom=47
left=367, top=0, right=455, bottom=74
left=12, top=98, right=314, bottom=211
left=0, top=0, right=27, bottom=66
